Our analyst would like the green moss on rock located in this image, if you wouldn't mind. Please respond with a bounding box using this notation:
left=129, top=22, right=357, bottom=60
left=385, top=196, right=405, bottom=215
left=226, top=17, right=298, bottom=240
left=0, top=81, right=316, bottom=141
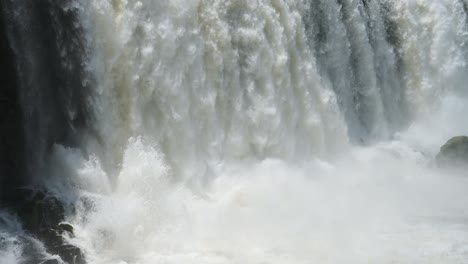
left=58, top=222, right=74, bottom=235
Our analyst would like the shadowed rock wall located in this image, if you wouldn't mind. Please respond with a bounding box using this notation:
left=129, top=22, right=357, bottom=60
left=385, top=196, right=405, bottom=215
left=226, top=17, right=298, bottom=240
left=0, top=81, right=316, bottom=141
left=0, top=0, right=25, bottom=205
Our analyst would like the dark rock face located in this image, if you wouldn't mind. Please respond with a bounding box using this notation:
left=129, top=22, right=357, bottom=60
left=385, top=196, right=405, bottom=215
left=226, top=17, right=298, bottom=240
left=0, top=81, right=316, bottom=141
left=1, top=0, right=94, bottom=183
left=17, top=190, right=85, bottom=264
left=0, top=0, right=93, bottom=195
left=0, top=0, right=25, bottom=205
left=41, top=259, right=61, bottom=264
left=58, top=222, right=75, bottom=235
left=1, top=1, right=92, bottom=262
left=436, top=136, right=468, bottom=168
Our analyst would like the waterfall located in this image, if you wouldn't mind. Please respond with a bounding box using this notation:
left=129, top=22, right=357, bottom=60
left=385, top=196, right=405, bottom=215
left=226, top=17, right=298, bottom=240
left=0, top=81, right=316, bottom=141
left=1, top=0, right=468, bottom=263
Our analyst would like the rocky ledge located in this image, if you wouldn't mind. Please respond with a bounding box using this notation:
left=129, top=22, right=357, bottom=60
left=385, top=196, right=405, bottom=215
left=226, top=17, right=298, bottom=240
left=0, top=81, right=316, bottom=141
left=16, top=190, right=85, bottom=264
left=436, top=136, right=468, bottom=168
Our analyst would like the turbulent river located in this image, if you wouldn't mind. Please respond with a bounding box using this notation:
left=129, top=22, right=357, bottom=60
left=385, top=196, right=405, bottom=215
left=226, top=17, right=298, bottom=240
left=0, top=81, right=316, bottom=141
left=1, top=0, right=468, bottom=263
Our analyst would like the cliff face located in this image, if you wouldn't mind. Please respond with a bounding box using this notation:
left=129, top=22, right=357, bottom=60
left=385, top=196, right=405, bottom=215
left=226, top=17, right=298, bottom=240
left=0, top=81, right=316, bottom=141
left=0, top=0, right=25, bottom=205
left=0, top=1, right=91, bottom=262
left=2, top=0, right=94, bottom=182
left=0, top=0, right=94, bottom=203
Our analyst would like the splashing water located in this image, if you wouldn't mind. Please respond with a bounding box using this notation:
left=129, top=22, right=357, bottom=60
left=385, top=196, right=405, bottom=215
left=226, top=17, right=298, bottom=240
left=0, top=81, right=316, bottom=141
left=2, top=0, right=468, bottom=263
left=60, top=0, right=468, bottom=263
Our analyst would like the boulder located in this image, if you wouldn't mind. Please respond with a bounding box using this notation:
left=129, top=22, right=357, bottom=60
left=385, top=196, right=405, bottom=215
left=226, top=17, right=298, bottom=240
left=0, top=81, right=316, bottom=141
left=17, top=191, right=64, bottom=234
left=41, top=259, right=61, bottom=264
left=436, top=136, right=468, bottom=167
left=49, top=245, right=85, bottom=264
left=58, top=222, right=75, bottom=236
left=15, top=190, right=85, bottom=264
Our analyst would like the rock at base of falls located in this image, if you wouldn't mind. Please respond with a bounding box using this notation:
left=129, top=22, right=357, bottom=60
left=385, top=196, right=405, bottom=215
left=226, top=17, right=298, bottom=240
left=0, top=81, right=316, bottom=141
left=41, top=259, right=61, bottom=264
left=15, top=190, right=86, bottom=264
left=436, top=136, right=468, bottom=168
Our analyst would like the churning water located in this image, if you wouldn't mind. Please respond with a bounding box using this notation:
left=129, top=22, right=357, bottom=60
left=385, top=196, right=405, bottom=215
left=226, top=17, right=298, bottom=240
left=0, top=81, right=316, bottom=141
left=2, top=0, right=468, bottom=263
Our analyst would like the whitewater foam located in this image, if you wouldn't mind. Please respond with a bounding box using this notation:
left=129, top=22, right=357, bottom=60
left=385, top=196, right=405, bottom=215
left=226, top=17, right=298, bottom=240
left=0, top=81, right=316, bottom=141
left=63, top=135, right=468, bottom=264
left=2, top=0, right=468, bottom=263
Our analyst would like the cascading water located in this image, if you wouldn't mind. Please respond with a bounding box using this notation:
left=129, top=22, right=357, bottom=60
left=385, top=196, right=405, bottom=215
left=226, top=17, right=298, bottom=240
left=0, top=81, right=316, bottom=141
left=1, top=0, right=468, bottom=263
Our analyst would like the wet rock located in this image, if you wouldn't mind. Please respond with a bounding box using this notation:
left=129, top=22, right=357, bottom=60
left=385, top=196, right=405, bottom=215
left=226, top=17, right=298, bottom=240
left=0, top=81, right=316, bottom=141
left=436, top=136, right=468, bottom=167
left=15, top=190, right=86, bottom=264
left=41, top=259, right=61, bottom=264
left=49, top=245, right=85, bottom=264
left=0, top=0, right=26, bottom=206
left=58, top=222, right=74, bottom=236
left=16, top=191, right=65, bottom=235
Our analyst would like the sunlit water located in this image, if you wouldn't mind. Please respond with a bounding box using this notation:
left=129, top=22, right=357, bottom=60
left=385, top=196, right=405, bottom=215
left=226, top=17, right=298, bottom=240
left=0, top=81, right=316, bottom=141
left=51, top=95, right=468, bottom=264
left=2, top=0, right=468, bottom=263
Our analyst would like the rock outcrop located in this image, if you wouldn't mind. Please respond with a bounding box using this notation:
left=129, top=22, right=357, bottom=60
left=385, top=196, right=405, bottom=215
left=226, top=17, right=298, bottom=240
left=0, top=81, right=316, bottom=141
left=1, top=1, right=91, bottom=262
left=436, top=136, right=468, bottom=168
left=0, top=0, right=26, bottom=206
left=16, top=190, right=85, bottom=264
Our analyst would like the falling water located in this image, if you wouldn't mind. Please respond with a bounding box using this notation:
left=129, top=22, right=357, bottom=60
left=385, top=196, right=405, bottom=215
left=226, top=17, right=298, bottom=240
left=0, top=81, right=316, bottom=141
left=1, top=0, right=468, bottom=263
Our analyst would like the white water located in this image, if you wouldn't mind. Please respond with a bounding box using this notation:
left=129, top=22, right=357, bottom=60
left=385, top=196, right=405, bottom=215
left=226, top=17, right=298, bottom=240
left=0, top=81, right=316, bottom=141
left=0, top=210, right=56, bottom=264
left=62, top=107, right=468, bottom=264
left=0, top=212, right=23, bottom=264
left=3, top=0, right=468, bottom=263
